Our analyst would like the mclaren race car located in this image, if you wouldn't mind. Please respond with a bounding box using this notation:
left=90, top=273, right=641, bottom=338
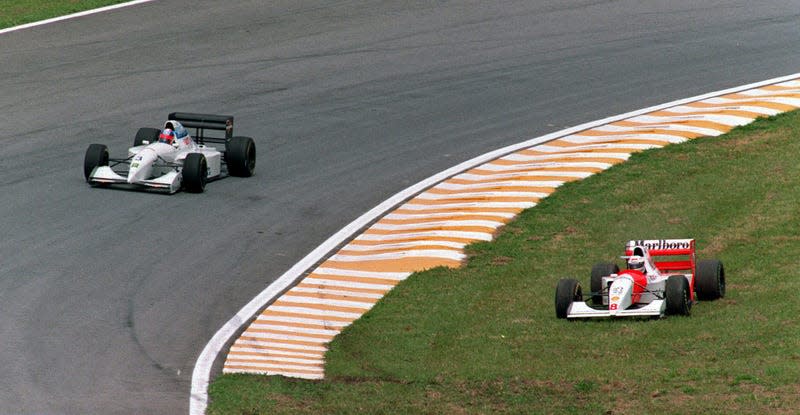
left=83, top=112, right=255, bottom=193
left=555, top=239, right=725, bottom=319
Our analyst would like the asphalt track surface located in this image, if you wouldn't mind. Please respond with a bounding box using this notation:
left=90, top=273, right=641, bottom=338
left=1, top=1, right=799, bottom=414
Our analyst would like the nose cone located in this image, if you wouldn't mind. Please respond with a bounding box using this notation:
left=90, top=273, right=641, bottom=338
left=608, top=276, right=634, bottom=315
left=128, top=148, right=158, bottom=183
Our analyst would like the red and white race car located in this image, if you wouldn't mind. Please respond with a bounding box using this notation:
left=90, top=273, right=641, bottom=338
left=555, top=239, right=725, bottom=319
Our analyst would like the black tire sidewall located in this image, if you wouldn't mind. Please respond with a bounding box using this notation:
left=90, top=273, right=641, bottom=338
left=590, top=262, right=618, bottom=305
left=134, top=127, right=161, bottom=147
left=183, top=153, right=207, bottom=193
left=226, top=136, right=256, bottom=177
left=696, top=259, right=725, bottom=301
left=555, top=278, right=581, bottom=319
left=665, top=275, right=690, bottom=316
left=84, top=144, right=109, bottom=181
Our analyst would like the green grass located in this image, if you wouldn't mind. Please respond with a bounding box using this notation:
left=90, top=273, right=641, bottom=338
left=0, top=0, right=129, bottom=29
left=209, top=109, right=800, bottom=414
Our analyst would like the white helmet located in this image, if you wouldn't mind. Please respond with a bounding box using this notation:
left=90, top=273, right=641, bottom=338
left=627, top=255, right=645, bottom=271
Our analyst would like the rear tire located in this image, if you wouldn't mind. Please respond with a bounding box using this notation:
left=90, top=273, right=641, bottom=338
left=84, top=144, right=109, bottom=181
left=590, top=262, right=618, bottom=305
left=183, top=153, right=207, bottom=193
left=696, top=259, right=725, bottom=300
left=226, top=136, right=256, bottom=177
left=665, top=275, right=691, bottom=316
left=555, top=278, right=582, bottom=319
left=134, top=127, right=160, bottom=147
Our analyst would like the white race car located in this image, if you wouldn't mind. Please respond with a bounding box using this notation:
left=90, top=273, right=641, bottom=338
left=555, top=239, right=725, bottom=319
left=83, top=112, right=255, bottom=193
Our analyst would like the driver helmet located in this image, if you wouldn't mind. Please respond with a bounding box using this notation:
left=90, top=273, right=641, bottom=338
left=159, top=128, right=175, bottom=144
left=627, top=255, right=645, bottom=271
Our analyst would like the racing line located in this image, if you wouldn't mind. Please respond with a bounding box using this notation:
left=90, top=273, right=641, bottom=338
left=190, top=72, right=800, bottom=412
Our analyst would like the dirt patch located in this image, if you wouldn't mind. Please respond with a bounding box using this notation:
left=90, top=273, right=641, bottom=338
left=491, top=256, right=513, bottom=266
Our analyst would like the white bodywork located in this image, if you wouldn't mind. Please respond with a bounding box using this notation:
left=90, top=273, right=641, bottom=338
left=568, top=269, right=667, bottom=318
left=567, top=299, right=667, bottom=318
left=88, top=121, right=221, bottom=193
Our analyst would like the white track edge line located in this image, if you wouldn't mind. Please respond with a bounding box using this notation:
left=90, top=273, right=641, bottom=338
left=0, top=0, right=157, bottom=36
left=189, top=72, right=800, bottom=414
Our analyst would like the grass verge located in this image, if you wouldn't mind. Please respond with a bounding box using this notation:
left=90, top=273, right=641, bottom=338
left=210, top=109, right=800, bottom=414
left=0, top=0, right=129, bottom=29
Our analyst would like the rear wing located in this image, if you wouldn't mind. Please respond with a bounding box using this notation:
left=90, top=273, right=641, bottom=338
left=625, top=239, right=695, bottom=274
left=168, top=112, right=233, bottom=145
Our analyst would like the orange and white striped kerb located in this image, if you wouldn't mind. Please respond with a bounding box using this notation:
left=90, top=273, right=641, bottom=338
left=222, top=77, right=800, bottom=379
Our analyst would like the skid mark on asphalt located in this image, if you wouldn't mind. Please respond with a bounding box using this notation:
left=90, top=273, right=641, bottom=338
left=222, top=78, right=800, bottom=379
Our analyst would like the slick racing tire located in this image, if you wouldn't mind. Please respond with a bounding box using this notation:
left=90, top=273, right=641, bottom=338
left=695, top=259, right=725, bottom=301
left=665, top=275, right=691, bottom=316
left=226, top=136, right=256, bottom=177
left=134, top=127, right=161, bottom=147
left=555, top=278, right=582, bottom=319
left=590, top=262, right=619, bottom=306
left=84, top=143, right=109, bottom=182
left=183, top=153, right=208, bottom=193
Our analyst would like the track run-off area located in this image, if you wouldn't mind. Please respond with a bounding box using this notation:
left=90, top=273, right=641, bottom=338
left=197, top=74, right=800, bottom=412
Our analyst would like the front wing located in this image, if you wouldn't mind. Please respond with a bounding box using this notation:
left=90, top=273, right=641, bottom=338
left=566, top=300, right=666, bottom=318
left=88, top=166, right=182, bottom=194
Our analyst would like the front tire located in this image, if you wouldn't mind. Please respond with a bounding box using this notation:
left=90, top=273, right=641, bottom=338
left=665, top=275, right=691, bottom=316
left=134, top=127, right=160, bottom=147
left=226, top=136, right=256, bottom=177
left=695, top=259, right=725, bottom=301
left=555, top=278, right=582, bottom=319
left=84, top=144, right=109, bottom=181
left=183, top=153, right=207, bottom=193
left=590, top=262, right=618, bottom=305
